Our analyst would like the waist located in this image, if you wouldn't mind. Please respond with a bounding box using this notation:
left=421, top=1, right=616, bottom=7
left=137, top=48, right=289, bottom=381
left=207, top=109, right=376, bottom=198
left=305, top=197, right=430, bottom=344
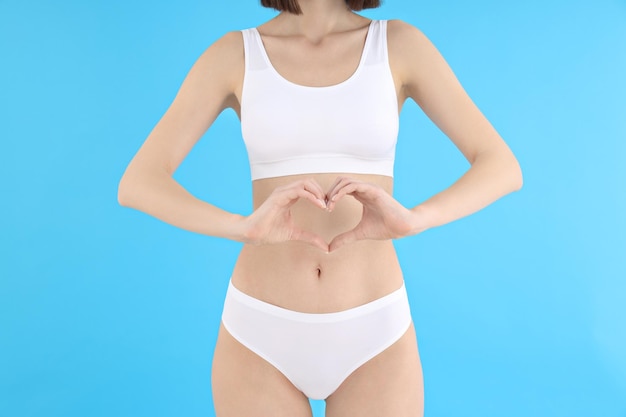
left=231, top=239, right=403, bottom=313
left=232, top=172, right=403, bottom=313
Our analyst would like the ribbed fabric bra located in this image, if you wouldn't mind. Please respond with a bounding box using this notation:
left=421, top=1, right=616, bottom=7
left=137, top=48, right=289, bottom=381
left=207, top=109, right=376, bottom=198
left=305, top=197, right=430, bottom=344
left=240, top=19, right=399, bottom=180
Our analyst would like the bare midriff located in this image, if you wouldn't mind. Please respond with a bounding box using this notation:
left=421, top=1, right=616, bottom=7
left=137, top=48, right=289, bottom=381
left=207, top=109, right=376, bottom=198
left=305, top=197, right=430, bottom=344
left=230, top=172, right=404, bottom=314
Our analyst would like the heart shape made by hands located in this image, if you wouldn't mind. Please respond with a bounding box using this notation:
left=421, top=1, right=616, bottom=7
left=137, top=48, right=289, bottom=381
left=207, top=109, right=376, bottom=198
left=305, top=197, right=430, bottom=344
left=283, top=177, right=413, bottom=252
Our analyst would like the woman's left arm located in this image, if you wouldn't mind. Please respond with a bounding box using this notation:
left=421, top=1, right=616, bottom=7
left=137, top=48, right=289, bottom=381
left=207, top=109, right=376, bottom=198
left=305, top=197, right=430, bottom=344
left=326, top=20, right=523, bottom=251
left=391, top=19, right=523, bottom=229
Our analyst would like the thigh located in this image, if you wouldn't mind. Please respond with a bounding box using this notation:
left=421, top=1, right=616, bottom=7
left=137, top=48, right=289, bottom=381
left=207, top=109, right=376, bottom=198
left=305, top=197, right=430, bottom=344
left=325, top=322, right=424, bottom=417
left=211, top=322, right=313, bottom=417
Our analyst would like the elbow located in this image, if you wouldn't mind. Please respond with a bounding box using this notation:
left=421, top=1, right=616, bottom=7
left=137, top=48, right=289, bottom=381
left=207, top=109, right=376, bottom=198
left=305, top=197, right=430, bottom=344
left=117, top=176, right=131, bottom=207
left=117, top=161, right=146, bottom=207
left=494, top=147, right=524, bottom=192
left=478, top=149, right=524, bottom=192
left=510, top=159, right=524, bottom=192
left=117, top=164, right=170, bottom=207
left=117, top=169, right=139, bottom=207
left=512, top=177, right=523, bottom=193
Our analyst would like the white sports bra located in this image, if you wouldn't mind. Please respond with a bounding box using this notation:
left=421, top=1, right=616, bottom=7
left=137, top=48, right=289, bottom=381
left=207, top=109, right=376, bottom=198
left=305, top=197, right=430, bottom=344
left=240, top=19, right=399, bottom=180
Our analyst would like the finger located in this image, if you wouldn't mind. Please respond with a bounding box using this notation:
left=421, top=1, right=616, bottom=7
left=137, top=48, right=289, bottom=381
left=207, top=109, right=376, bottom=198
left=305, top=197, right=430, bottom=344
left=300, top=179, right=327, bottom=208
left=290, top=228, right=329, bottom=253
left=283, top=178, right=324, bottom=199
left=278, top=187, right=327, bottom=210
left=279, top=180, right=326, bottom=208
left=326, top=176, right=349, bottom=199
left=326, top=176, right=352, bottom=201
left=297, top=188, right=328, bottom=210
left=335, top=181, right=381, bottom=202
left=326, top=178, right=359, bottom=211
left=328, top=229, right=360, bottom=252
left=328, top=181, right=374, bottom=212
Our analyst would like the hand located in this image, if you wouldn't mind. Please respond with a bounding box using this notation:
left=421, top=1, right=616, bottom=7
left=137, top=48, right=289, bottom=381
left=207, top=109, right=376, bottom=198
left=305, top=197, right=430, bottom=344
left=240, top=179, right=329, bottom=252
left=326, top=177, right=420, bottom=252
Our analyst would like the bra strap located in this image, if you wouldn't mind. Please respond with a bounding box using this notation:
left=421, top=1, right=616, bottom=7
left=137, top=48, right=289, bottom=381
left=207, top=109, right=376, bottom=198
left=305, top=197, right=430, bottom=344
left=363, top=20, right=388, bottom=66
left=241, top=28, right=269, bottom=71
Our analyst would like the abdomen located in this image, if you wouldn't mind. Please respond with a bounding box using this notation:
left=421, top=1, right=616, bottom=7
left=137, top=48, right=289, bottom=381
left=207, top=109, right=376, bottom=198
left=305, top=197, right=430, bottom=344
left=230, top=173, right=405, bottom=313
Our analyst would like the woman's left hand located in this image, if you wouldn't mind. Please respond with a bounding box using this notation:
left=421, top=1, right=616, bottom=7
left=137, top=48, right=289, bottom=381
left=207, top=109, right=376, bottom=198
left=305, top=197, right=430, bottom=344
left=326, top=177, right=424, bottom=252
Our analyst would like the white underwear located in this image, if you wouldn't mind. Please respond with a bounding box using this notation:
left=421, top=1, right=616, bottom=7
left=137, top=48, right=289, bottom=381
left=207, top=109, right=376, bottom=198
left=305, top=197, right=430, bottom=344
left=220, top=279, right=413, bottom=400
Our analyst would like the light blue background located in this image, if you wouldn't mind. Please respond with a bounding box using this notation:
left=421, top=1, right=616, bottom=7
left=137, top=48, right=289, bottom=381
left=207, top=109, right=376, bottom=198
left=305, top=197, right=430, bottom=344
left=1, top=0, right=625, bottom=416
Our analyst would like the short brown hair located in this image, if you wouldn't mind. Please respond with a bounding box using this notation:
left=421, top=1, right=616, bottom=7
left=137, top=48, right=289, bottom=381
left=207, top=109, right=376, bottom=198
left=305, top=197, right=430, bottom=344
left=260, top=0, right=381, bottom=15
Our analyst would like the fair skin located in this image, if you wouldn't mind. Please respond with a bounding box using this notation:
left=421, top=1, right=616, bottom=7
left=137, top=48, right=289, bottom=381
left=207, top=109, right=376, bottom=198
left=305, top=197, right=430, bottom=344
left=118, top=0, right=523, bottom=415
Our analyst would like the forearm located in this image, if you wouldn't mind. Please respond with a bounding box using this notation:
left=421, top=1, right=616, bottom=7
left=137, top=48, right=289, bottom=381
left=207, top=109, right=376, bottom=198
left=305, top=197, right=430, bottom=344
left=118, top=169, right=245, bottom=241
left=410, top=151, right=523, bottom=234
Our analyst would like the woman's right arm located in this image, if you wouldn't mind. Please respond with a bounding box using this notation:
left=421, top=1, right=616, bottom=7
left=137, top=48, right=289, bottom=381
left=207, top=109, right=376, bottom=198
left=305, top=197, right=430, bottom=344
left=117, top=31, right=246, bottom=240
left=116, top=32, right=329, bottom=250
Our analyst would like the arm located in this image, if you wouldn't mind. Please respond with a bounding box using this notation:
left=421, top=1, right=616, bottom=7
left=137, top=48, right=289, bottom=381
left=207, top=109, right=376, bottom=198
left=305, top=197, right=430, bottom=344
left=117, top=31, right=247, bottom=240
left=389, top=20, right=523, bottom=232
left=325, top=21, right=523, bottom=251
left=117, top=33, right=329, bottom=250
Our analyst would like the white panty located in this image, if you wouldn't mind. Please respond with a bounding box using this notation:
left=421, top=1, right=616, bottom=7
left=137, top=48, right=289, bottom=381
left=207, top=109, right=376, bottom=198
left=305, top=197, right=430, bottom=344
left=221, top=279, right=412, bottom=400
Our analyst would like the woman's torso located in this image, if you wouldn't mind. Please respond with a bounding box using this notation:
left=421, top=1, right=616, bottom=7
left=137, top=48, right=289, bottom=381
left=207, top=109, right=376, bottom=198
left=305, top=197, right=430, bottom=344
left=229, top=16, right=407, bottom=313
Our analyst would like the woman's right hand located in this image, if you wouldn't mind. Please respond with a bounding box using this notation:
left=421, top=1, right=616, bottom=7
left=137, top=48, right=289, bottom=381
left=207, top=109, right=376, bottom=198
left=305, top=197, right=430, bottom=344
left=238, top=179, right=330, bottom=252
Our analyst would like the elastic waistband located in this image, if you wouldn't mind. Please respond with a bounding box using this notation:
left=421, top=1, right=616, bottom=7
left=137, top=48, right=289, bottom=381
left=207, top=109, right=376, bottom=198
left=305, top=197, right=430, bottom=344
left=249, top=155, right=395, bottom=181
left=225, top=279, right=408, bottom=323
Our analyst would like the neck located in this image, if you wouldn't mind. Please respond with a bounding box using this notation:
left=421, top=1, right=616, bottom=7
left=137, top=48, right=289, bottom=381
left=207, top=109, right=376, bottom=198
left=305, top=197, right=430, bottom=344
left=276, top=0, right=359, bottom=40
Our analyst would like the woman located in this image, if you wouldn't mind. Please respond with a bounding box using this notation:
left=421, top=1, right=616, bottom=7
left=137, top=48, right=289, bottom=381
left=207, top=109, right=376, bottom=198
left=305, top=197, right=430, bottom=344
left=118, top=0, right=523, bottom=415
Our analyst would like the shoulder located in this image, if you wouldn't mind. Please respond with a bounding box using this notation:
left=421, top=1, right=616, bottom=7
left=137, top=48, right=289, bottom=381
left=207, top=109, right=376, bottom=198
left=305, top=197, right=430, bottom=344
left=384, top=19, right=449, bottom=88
left=385, top=19, right=435, bottom=61
left=198, top=30, right=244, bottom=68
left=188, top=30, right=244, bottom=94
left=385, top=19, right=421, bottom=38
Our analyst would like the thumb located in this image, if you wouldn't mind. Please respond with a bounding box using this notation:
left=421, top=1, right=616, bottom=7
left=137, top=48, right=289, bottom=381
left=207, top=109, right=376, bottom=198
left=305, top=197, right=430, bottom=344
left=291, top=228, right=330, bottom=253
left=328, top=229, right=359, bottom=253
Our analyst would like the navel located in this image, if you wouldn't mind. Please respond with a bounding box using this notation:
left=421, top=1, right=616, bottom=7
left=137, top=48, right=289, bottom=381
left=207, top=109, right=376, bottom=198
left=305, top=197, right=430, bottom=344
left=315, top=266, right=322, bottom=279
